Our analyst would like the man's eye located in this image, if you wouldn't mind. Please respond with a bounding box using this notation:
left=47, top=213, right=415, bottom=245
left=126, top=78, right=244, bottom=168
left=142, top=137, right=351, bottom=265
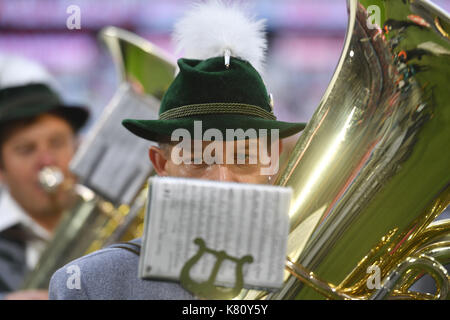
left=50, top=136, right=68, bottom=149
left=235, top=154, right=248, bottom=159
left=191, top=159, right=207, bottom=167
left=236, top=154, right=257, bottom=163
left=14, top=144, right=35, bottom=156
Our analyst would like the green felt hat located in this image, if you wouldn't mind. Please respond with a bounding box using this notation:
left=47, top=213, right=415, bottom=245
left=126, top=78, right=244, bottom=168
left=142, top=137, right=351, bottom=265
left=0, top=83, right=89, bottom=132
left=122, top=56, right=306, bottom=142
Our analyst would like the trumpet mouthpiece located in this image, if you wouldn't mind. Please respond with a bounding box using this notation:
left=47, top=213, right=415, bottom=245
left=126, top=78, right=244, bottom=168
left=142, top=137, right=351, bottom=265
left=38, top=166, right=64, bottom=193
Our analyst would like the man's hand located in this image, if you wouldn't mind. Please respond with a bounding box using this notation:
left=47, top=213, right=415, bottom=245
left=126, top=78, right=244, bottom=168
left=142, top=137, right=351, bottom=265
left=4, top=289, right=49, bottom=300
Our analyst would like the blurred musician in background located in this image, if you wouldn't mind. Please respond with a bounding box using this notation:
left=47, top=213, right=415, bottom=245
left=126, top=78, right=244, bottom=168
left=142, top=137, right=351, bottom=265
left=0, top=55, right=89, bottom=299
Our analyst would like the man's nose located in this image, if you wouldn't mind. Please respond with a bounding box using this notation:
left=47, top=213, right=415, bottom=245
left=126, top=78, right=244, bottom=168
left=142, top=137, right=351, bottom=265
left=36, top=147, right=58, bottom=169
left=211, top=164, right=236, bottom=182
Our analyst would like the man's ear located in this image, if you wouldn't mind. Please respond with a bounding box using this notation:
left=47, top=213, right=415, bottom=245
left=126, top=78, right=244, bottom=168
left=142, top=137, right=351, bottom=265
left=74, top=137, right=81, bottom=152
left=149, top=146, right=169, bottom=176
left=0, top=159, right=4, bottom=182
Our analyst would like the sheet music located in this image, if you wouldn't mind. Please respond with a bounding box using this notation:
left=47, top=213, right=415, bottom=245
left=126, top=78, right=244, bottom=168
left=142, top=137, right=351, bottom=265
left=139, top=177, right=292, bottom=291
left=70, top=83, right=157, bottom=205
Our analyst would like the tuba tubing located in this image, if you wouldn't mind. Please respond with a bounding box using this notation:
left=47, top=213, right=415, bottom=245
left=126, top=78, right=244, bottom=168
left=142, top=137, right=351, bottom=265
left=253, top=0, right=450, bottom=300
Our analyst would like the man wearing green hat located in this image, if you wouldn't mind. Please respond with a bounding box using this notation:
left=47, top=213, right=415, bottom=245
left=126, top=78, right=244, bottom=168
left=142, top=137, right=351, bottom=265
left=123, top=55, right=306, bottom=183
left=0, top=57, right=89, bottom=299
left=49, top=1, right=306, bottom=299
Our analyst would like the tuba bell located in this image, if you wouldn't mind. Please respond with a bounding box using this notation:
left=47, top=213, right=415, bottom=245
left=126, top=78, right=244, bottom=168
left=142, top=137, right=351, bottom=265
left=241, top=0, right=450, bottom=300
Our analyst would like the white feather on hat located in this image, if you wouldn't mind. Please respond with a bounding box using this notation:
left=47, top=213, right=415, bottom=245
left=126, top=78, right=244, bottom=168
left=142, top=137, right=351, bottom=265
left=173, top=0, right=267, bottom=74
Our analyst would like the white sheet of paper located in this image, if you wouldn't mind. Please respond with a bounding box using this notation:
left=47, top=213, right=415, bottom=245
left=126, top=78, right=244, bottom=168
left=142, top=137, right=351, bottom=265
left=70, top=83, right=157, bottom=204
left=139, top=177, right=292, bottom=291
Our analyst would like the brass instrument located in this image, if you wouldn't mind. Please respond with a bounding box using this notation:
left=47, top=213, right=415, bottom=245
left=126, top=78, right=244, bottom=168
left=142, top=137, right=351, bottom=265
left=243, top=0, right=450, bottom=300
left=21, top=27, right=177, bottom=289
left=23, top=0, right=450, bottom=300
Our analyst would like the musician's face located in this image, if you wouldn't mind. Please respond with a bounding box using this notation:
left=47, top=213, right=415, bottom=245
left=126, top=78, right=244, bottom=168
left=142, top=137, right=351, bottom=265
left=149, top=138, right=282, bottom=184
left=0, top=114, right=77, bottom=229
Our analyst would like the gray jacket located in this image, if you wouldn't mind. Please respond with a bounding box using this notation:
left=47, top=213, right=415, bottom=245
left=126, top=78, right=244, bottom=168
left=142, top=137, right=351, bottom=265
left=0, top=229, right=28, bottom=295
left=49, top=238, right=195, bottom=300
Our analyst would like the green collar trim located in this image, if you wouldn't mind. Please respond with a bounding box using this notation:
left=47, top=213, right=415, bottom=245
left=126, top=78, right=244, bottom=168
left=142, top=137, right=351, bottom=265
left=158, top=102, right=276, bottom=120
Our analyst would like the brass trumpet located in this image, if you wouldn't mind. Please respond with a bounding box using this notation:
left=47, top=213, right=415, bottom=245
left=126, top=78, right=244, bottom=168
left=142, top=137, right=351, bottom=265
left=21, top=27, right=177, bottom=290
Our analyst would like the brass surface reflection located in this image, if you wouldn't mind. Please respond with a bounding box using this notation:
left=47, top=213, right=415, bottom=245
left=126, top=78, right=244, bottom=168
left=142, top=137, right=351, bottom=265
left=266, top=0, right=450, bottom=299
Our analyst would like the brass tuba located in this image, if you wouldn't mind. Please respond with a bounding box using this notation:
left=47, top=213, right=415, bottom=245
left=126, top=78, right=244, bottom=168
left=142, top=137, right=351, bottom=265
left=242, top=0, right=450, bottom=300
left=21, top=27, right=177, bottom=289
left=24, top=0, right=450, bottom=300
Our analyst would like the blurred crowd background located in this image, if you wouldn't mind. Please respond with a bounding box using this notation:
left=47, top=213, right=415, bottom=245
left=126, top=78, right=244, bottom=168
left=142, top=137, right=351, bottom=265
left=0, top=0, right=449, bottom=132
